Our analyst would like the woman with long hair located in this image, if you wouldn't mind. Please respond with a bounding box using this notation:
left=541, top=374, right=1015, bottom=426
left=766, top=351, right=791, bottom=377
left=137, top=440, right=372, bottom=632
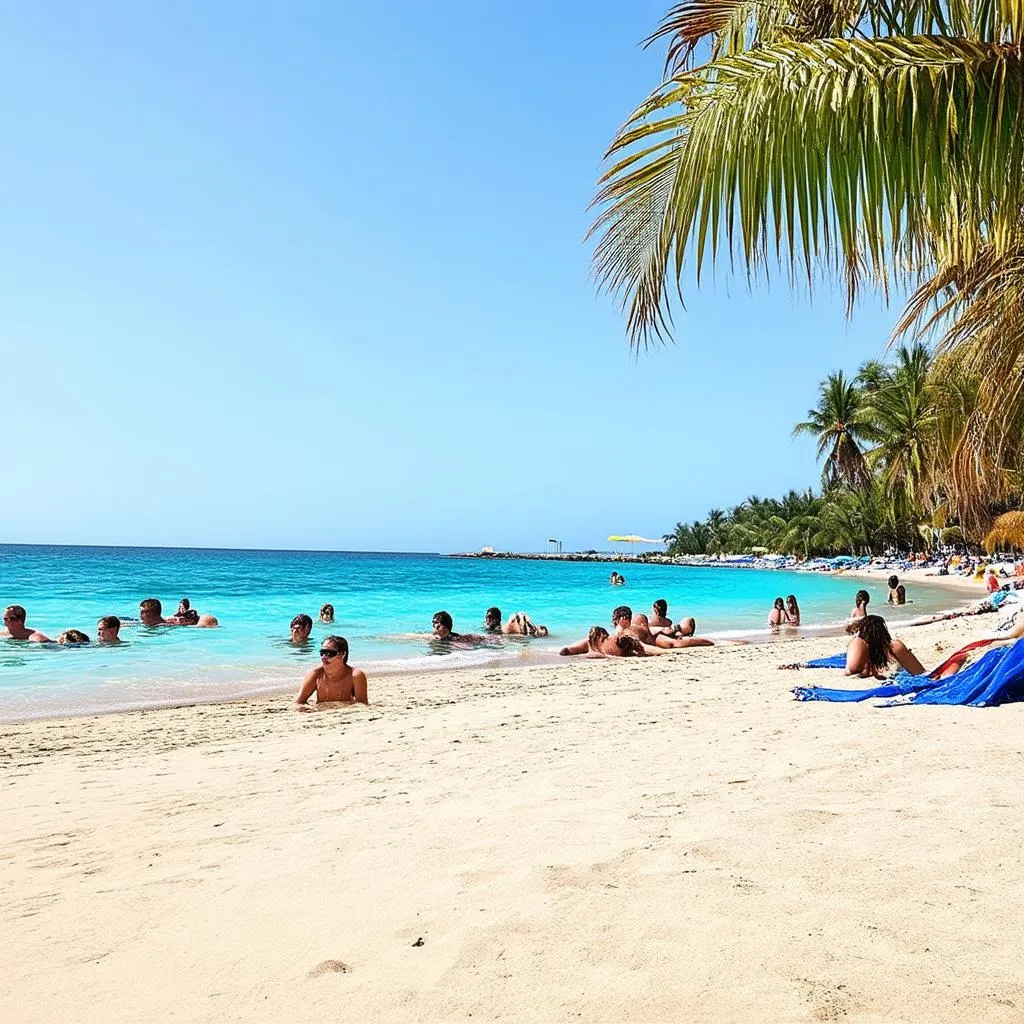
left=846, top=615, right=926, bottom=679
left=785, top=594, right=800, bottom=626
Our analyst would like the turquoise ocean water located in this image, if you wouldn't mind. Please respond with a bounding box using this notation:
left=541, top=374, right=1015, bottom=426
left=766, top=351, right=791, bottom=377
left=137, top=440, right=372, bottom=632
left=0, top=545, right=966, bottom=720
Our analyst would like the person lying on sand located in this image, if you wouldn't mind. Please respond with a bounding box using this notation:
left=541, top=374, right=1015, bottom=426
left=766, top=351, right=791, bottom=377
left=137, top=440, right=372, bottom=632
left=649, top=599, right=696, bottom=637
left=845, top=615, right=927, bottom=679
left=559, top=626, right=653, bottom=658
left=615, top=606, right=714, bottom=649
left=295, top=635, right=368, bottom=709
left=1, top=605, right=50, bottom=643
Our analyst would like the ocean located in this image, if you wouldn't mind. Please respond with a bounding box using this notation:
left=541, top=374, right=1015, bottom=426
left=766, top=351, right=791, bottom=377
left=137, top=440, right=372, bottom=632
left=0, top=545, right=965, bottom=719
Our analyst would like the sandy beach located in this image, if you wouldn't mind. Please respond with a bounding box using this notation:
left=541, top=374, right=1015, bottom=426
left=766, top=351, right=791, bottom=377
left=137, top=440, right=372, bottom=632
left=3, top=612, right=1023, bottom=1023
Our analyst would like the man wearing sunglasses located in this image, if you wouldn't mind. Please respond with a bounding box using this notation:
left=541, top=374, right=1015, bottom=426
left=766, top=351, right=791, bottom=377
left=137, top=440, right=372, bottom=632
left=295, top=635, right=368, bottom=709
left=1, top=605, right=50, bottom=643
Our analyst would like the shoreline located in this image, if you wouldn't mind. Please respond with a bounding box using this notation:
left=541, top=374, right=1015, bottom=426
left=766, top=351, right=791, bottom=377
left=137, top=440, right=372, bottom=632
left=0, top=604, right=998, bottom=728
left=0, top=568, right=986, bottom=725
left=4, top=612, right=1022, bottom=1022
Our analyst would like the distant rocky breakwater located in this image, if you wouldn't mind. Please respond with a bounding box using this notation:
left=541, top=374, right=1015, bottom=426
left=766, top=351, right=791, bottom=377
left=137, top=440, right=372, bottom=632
left=446, top=551, right=729, bottom=567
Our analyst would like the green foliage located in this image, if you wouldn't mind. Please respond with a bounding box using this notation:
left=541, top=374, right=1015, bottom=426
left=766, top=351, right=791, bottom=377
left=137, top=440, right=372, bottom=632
left=595, top=0, right=1024, bottom=531
left=664, top=342, right=1024, bottom=553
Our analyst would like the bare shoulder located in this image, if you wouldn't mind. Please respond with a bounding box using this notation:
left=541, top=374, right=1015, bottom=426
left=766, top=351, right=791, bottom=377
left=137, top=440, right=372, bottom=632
left=198, top=615, right=218, bottom=628
left=351, top=666, right=368, bottom=681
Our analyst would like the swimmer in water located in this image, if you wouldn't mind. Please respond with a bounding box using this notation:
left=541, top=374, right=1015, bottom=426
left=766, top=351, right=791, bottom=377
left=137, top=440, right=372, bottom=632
left=57, top=629, right=90, bottom=645
left=289, top=614, right=314, bottom=645
left=96, top=616, right=122, bottom=644
left=319, top=603, right=335, bottom=624
left=431, top=611, right=486, bottom=650
left=1, top=605, right=51, bottom=643
left=295, top=635, right=368, bottom=709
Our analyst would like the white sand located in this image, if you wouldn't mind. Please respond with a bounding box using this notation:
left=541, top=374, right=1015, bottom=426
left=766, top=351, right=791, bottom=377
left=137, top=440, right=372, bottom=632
left=2, top=616, right=1023, bottom=1023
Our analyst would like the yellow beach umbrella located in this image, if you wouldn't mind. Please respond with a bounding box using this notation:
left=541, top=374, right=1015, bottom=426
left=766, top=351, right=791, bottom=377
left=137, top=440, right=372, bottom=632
left=983, top=511, right=1024, bottom=552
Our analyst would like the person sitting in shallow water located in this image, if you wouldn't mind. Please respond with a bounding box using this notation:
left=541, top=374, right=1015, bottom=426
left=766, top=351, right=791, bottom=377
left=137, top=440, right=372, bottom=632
left=431, top=610, right=486, bottom=649
left=57, top=629, right=90, bottom=645
left=785, top=594, right=800, bottom=626
left=502, top=611, right=549, bottom=637
left=845, top=590, right=871, bottom=633
left=627, top=611, right=713, bottom=649
left=845, top=615, right=926, bottom=679
left=649, top=599, right=696, bottom=637
left=295, top=635, right=368, bottom=709
left=768, top=597, right=787, bottom=631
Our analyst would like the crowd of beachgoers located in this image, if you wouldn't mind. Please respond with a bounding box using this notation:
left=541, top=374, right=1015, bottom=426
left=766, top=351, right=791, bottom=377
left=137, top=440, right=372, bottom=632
left=8, top=560, right=1024, bottom=711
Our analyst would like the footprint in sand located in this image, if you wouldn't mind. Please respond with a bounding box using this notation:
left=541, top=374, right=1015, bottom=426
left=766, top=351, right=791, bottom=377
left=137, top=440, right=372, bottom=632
left=308, top=959, right=350, bottom=978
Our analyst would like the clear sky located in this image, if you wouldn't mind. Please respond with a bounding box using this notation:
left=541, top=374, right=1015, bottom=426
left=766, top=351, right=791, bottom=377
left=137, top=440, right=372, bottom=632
left=0, top=1, right=903, bottom=553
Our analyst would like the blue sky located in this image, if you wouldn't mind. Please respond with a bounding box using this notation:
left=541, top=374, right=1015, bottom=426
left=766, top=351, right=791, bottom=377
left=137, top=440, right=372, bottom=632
left=0, top=1, right=903, bottom=553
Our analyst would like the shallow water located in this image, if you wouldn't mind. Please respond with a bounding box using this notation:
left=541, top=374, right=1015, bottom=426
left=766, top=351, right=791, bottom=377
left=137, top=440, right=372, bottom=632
left=0, top=545, right=964, bottom=719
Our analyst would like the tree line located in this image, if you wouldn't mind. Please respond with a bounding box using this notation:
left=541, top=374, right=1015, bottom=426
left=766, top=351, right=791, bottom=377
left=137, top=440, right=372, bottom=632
left=661, top=343, right=1004, bottom=557
left=594, top=0, right=1024, bottom=551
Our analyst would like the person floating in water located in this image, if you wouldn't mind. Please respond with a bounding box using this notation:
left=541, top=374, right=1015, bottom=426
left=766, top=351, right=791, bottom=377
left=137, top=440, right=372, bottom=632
left=431, top=610, right=486, bottom=650
left=57, top=629, right=90, bottom=645
left=96, top=616, right=122, bottom=644
left=295, top=635, right=368, bottom=709
left=140, top=598, right=218, bottom=628
left=1, top=605, right=50, bottom=643
left=319, top=604, right=335, bottom=624
left=484, top=607, right=549, bottom=637
left=289, top=614, right=314, bottom=645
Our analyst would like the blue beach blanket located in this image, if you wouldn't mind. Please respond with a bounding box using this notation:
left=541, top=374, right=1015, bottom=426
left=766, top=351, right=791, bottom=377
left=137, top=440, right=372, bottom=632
left=793, top=640, right=1024, bottom=707
left=804, top=654, right=847, bottom=668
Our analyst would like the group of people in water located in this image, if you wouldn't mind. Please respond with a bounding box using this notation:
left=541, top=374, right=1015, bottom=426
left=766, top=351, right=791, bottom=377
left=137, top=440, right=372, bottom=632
left=0, top=598, right=218, bottom=646
left=5, top=572, right=950, bottom=710
left=768, top=576, right=912, bottom=633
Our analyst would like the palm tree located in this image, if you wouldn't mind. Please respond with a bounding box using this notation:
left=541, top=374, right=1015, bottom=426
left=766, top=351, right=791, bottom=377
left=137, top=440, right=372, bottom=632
left=793, top=372, right=872, bottom=489
left=591, top=0, right=1024, bottom=531
left=861, top=343, right=938, bottom=510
